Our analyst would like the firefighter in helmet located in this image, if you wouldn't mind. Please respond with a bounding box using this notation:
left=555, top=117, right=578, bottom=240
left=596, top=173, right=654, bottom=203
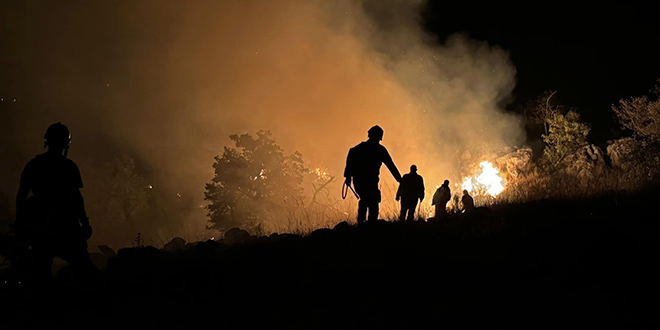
left=15, top=122, right=95, bottom=284
left=344, top=125, right=402, bottom=224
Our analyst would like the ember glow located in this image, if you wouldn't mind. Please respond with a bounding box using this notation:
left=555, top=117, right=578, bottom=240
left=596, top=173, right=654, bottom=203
left=312, top=168, right=332, bottom=182
left=461, top=161, right=506, bottom=197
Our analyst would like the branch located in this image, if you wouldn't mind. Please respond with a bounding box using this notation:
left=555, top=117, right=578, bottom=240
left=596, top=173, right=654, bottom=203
left=545, top=90, right=557, bottom=110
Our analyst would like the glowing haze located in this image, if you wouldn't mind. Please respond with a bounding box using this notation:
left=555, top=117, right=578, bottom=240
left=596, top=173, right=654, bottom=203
left=1, top=0, right=524, bottom=241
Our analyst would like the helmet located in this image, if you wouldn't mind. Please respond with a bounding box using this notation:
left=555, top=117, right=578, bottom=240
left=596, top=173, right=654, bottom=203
left=44, top=122, right=71, bottom=148
left=367, top=125, right=384, bottom=140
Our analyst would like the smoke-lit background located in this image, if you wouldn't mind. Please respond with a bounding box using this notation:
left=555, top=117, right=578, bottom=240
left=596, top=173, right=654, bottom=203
left=1, top=0, right=525, bottom=248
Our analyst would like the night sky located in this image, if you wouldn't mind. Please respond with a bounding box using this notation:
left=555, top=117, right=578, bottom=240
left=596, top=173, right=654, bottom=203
left=422, top=2, right=660, bottom=144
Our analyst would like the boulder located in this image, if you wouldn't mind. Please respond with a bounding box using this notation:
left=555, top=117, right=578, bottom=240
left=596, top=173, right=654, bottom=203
left=163, top=237, right=186, bottom=252
left=224, top=227, right=250, bottom=245
left=332, top=221, right=349, bottom=232
left=97, top=245, right=116, bottom=258
left=496, top=146, right=533, bottom=180
left=566, top=144, right=607, bottom=183
left=196, top=239, right=221, bottom=251
left=311, top=228, right=332, bottom=238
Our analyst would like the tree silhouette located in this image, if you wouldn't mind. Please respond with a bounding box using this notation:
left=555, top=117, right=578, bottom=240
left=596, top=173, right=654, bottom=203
left=529, top=91, right=565, bottom=136
left=82, top=155, right=152, bottom=247
left=205, top=131, right=305, bottom=232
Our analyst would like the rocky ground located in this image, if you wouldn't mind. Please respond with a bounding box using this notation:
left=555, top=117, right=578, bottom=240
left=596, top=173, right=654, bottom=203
left=2, top=189, right=660, bottom=328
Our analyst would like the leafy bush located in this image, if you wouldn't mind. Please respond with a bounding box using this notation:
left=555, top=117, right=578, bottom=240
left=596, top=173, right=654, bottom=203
left=205, top=131, right=306, bottom=232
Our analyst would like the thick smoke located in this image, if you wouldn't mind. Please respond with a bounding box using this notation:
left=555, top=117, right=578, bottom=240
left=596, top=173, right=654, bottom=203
left=1, top=0, right=523, bottom=245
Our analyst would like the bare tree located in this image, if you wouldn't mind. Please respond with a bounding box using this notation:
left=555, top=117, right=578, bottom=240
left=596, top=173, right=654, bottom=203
left=612, top=79, right=660, bottom=143
left=530, top=90, right=563, bottom=136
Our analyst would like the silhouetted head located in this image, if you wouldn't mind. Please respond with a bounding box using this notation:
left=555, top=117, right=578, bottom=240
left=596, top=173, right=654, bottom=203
left=443, top=180, right=449, bottom=186
left=367, top=125, right=384, bottom=141
left=44, top=122, right=71, bottom=154
left=463, top=189, right=469, bottom=195
left=410, top=165, right=417, bottom=173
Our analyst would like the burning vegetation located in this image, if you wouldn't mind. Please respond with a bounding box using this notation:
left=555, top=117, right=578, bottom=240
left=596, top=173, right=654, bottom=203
left=461, top=161, right=506, bottom=198
left=201, top=76, right=660, bottom=236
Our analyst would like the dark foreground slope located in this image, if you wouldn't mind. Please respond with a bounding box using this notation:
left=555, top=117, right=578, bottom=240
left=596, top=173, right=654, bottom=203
left=2, top=190, right=660, bottom=329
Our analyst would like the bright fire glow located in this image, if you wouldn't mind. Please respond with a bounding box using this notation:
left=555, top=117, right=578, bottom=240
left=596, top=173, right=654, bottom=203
left=461, top=161, right=505, bottom=197
left=312, top=167, right=332, bottom=181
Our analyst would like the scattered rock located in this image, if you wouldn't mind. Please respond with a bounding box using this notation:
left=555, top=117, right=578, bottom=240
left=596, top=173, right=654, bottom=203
left=311, top=228, right=332, bottom=238
left=497, top=146, right=533, bottom=180
left=277, top=233, right=302, bottom=241
left=333, top=221, right=349, bottom=231
left=224, top=228, right=250, bottom=245
left=117, top=245, right=160, bottom=260
left=97, top=245, right=116, bottom=258
left=117, top=247, right=137, bottom=259
left=566, top=144, right=607, bottom=184
left=195, top=240, right=221, bottom=253
left=163, top=237, right=186, bottom=252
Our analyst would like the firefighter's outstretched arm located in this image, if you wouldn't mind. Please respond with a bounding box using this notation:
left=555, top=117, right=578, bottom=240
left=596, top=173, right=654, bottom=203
left=383, top=150, right=402, bottom=182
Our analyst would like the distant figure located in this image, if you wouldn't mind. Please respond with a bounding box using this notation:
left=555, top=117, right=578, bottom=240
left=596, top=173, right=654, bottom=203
left=15, top=123, right=95, bottom=284
left=461, top=190, right=475, bottom=215
left=344, top=125, right=402, bottom=224
left=432, top=180, right=451, bottom=219
left=396, top=165, right=425, bottom=222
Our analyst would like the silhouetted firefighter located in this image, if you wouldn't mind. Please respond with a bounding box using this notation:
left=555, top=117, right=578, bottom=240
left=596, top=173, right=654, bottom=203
left=432, top=180, right=451, bottom=219
left=344, top=125, right=401, bottom=224
left=396, top=165, right=425, bottom=222
left=461, top=189, right=474, bottom=215
left=15, top=123, right=96, bottom=285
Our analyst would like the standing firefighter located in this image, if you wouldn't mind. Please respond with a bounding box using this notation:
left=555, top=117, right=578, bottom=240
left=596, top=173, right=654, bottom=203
left=396, top=165, right=425, bottom=222
left=15, top=122, right=95, bottom=285
left=432, top=180, right=451, bottom=219
left=344, top=125, right=402, bottom=224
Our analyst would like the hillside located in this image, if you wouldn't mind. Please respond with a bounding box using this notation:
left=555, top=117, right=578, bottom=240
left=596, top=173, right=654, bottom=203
left=2, top=189, right=660, bottom=328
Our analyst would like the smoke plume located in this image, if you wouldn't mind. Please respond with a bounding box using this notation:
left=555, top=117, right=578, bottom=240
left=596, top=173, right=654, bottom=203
left=1, top=0, right=524, bottom=244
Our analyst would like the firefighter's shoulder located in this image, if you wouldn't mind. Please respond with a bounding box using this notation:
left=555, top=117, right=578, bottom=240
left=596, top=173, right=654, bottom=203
left=353, top=141, right=369, bottom=150
left=376, top=143, right=390, bottom=154
left=23, top=153, right=49, bottom=171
